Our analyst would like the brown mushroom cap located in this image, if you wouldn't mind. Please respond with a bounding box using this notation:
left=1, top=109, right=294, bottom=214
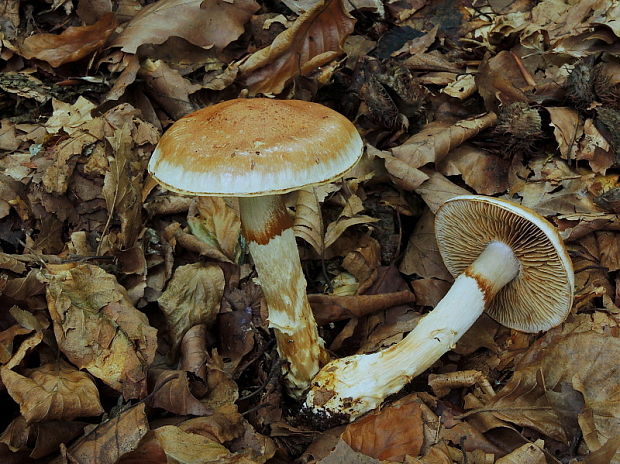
left=435, top=195, right=574, bottom=332
left=148, top=98, right=363, bottom=197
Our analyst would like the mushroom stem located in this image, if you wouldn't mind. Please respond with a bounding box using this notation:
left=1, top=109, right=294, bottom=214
left=239, top=195, right=327, bottom=397
left=304, top=241, right=520, bottom=422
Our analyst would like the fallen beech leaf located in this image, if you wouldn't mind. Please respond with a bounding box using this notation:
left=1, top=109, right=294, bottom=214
left=112, top=0, right=259, bottom=53
left=547, top=107, right=583, bottom=160
left=325, top=215, right=379, bottom=249
left=318, top=439, right=381, bottom=463
left=414, top=170, right=470, bottom=213
left=102, top=124, right=142, bottom=249
left=158, top=262, right=225, bottom=353
left=20, top=13, right=116, bottom=67
left=308, top=290, right=416, bottom=326
left=188, top=197, right=241, bottom=262
left=390, top=113, right=498, bottom=169
left=139, top=59, right=201, bottom=119
left=342, top=396, right=424, bottom=461
left=45, top=264, right=157, bottom=399
left=399, top=208, right=452, bottom=280
left=482, top=331, right=620, bottom=452
left=495, top=441, right=546, bottom=464
left=147, top=369, right=210, bottom=416
left=180, top=324, right=209, bottom=380
left=238, top=0, right=355, bottom=95
left=65, top=403, right=149, bottom=464
left=438, top=145, right=510, bottom=195
left=294, top=187, right=325, bottom=256
left=0, top=416, right=87, bottom=459
left=0, top=325, right=32, bottom=364
left=1, top=360, right=103, bottom=423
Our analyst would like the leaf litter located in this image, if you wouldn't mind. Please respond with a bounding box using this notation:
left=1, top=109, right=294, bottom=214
left=0, top=0, right=619, bottom=462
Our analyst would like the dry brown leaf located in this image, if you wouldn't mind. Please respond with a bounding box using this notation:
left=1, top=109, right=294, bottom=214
left=147, top=369, right=210, bottom=416
left=112, top=0, right=259, bottom=53
left=547, top=107, right=583, bottom=160
left=101, top=123, right=142, bottom=250
left=158, top=262, right=224, bottom=354
left=19, top=13, right=116, bottom=67
left=496, top=441, right=546, bottom=464
left=138, top=59, right=202, bottom=119
left=45, top=263, right=157, bottom=399
left=399, top=208, right=451, bottom=280
left=0, top=325, right=32, bottom=364
left=438, top=145, right=510, bottom=195
left=238, top=0, right=355, bottom=95
left=413, top=170, right=470, bottom=213
left=118, top=408, right=272, bottom=464
left=410, top=278, right=450, bottom=308
left=342, top=396, right=424, bottom=461
left=1, top=360, right=103, bottom=423
left=481, top=331, right=620, bottom=454
left=308, top=290, right=416, bottom=326
left=475, top=51, right=530, bottom=112
left=180, top=324, right=208, bottom=380
left=390, top=113, right=498, bottom=169
left=318, top=439, right=382, bottom=463
left=0, top=416, right=87, bottom=459
left=188, top=197, right=241, bottom=262
left=294, top=187, right=325, bottom=256
left=64, top=403, right=149, bottom=464
left=218, top=309, right=254, bottom=374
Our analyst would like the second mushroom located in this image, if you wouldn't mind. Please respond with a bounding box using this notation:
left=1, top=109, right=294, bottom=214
left=304, top=195, right=574, bottom=423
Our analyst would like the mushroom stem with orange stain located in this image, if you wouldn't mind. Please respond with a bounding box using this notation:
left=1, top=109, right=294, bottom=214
left=304, top=241, right=519, bottom=421
left=239, top=195, right=328, bottom=397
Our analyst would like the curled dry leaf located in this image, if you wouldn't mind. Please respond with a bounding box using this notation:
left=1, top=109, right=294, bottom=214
left=147, top=369, right=210, bottom=416
left=188, top=197, right=241, bottom=263
left=0, top=416, right=87, bottom=459
left=495, top=441, right=546, bottom=464
left=45, top=263, right=157, bottom=399
left=294, top=187, right=325, bottom=256
left=112, top=0, right=259, bottom=53
left=342, top=395, right=424, bottom=461
left=64, top=403, right=149, bottom=464
left=438, top=145, right=510, bottom=195
left=399, top=208, right=451, bottom=280
left=102, top=124, right=142, bottom=249
left=238, top=0, right=356, bottom=95
left=119, top=404, right=275, bottom=464
left=308, top=290, right=416, bottom=326
left=158, top=262, right=225, bottom=354
left=0, top=325, right=32, bottom=364
left=1, top=360, right=104, bottom=423
left=19, top=13, right=117, bottom=67
left=547, top=107, right=583, bottom=160
left=390, top=113, right=498, bottom=170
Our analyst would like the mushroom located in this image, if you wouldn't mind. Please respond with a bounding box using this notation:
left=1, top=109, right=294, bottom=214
left=148, top=98, right=363, bottom=396
left=304, top=195, right=574, bottom=423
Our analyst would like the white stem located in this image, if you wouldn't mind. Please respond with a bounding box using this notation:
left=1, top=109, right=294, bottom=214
left=239, top=195, right=326, bottom=397
left=304, top=241, right=519, bottom=422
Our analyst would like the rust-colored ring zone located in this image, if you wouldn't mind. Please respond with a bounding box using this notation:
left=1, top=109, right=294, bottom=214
left=435, top=197, right=573, bottom=332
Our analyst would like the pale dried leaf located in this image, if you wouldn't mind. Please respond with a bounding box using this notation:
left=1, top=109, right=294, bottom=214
left=188, top=197, right=241, bottom=262
left=20, top=13, right=116, bottom=67
left=1, top=361, right=103, bottom=423
left=101, top=124, right=142, bottom=249
left=45, top=264, right=157, bottom=399
left=238, top=0, right=355, bottom=95
left=158, top=263, right=225, bottom=353
left=65, top=403, right=149, bottom=464
left=294, top=187, right=325, bottom=255
left=113, top=0, right=258, bottom=53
